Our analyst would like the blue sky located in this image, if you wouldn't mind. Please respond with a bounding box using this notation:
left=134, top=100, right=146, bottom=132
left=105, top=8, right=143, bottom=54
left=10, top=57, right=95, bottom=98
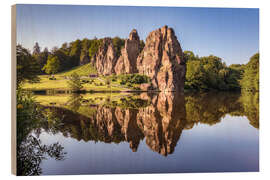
left=16, top=4, right=259, bottom=65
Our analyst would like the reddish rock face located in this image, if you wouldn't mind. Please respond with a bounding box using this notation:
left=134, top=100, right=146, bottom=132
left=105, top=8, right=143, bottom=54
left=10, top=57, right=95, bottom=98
left=95, top=38, right=117, bottom=75
left=137, top=26, right=186, bottom=92
left=114, top=29, right=140, bottom=75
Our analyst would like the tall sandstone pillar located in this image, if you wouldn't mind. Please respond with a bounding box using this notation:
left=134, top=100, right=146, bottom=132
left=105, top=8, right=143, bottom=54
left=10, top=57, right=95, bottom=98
left=137, top=26, right=186, bottom=92
left=114, top=29, right=140, bottom=74
left=95, top=38, right=117, bottom=76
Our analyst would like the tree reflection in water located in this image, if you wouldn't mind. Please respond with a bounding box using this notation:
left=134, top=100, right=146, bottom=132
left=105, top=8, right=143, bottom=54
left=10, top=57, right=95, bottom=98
left=17, top=91, right=259, bottom=175
left=17, top=135, right=65, bottom=176
left=16, top=92, right=66, bottom=176
left=33, top=91, right=258, bottom=157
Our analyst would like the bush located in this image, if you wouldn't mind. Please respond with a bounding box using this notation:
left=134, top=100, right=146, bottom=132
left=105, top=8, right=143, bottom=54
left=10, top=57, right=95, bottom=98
left=67, top=73, right=83, bottom=92
left=119, top=74, right=149, bottom=85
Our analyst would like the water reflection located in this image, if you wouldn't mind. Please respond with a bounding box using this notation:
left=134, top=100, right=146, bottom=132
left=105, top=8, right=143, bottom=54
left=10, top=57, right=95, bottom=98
left=16, top=96, right=66, bottom=176
left=38, top=92, right=258, bottom=154
left=17, top=91, right=259, bottom=175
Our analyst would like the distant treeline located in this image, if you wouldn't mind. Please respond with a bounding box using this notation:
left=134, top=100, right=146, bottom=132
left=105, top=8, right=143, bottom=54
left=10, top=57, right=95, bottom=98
left=184, top=51, right=259, bottom=92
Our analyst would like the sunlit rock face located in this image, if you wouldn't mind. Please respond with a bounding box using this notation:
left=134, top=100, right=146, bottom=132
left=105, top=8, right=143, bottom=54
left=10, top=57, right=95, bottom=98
left=137, top=26, right=186, bottom=92
left=114, top=29, right=140, bottom=75
left=95, top=38, right=117, bottom=75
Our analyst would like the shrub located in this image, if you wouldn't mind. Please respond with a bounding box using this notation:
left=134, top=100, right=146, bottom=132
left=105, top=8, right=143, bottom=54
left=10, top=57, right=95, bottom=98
left=119, top=74, right=149, bottom=85
left=67, top=73, right=83, bottom=92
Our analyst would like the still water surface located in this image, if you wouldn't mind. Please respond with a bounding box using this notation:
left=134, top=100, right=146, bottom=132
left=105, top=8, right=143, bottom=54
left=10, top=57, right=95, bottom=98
left=20, top=92, right=259, bottom=174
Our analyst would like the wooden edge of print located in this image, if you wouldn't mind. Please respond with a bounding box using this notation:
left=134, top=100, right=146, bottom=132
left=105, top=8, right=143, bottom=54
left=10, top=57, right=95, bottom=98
left=11, top=4, right=17, bottom=175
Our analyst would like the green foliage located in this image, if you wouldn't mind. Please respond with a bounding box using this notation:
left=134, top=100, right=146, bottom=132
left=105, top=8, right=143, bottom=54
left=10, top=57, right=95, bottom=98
left=89, top=39, right=103, bottom=59
left=67, top=72, right=83, bottom=92
left=16, top=45, right=40, bottom=86
left=112, top=37, right=125, bottom=58
left=184, top=50, right=199, bottom=62
left=19, top=36, right=126, bottom=77
left=69, top=39, right=81, bottom=57
left=16, top=89, right=66, bottom=175
left=184, top=51, right=243, bottom=91
left=42, top=56, right=60, bottom=75
left=184, top=91, right=258, bottom=129
left=239, top=91, right=259, bottom=128
left=240, top=53, right=259, bottom=92
left=33, top=47, right=50, bottom=74
left=185, top=51, right=259, bottom=92
left=185, top=60, right=207, bottom=90
left=32, top=42, right=41, bottom=56
left=119, top=74, right=150, bottom=85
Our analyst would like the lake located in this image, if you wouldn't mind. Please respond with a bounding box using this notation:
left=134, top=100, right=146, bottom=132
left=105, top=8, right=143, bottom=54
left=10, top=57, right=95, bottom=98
left=17, top=91, right=259, bottom=175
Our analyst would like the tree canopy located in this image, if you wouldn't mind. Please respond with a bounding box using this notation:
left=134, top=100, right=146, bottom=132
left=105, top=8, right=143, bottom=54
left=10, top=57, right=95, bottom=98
left=240, top=53, right=259, bottom=92
left=42, top=56, right=60, bottom=75
left=184, top=51, right=243, bottom=91
left=16, top=45, right=40, bottom=85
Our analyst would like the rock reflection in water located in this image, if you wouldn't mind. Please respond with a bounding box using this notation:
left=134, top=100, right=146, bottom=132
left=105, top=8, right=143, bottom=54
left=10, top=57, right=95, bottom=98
left=40, top=91, right=258, bottom=156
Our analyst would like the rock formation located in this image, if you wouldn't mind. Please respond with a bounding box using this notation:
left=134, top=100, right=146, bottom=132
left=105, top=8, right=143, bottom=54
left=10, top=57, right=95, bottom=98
left=114, top=29, right=140, bottom=74
left=45, top=92, right=187, bottom=156
left=95, top=38, right=117, bottom=75
left=137, top=25, right=186, bottom=92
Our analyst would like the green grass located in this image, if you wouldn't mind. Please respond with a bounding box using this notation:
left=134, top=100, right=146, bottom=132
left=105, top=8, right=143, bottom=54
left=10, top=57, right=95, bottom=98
left=58, top=63, right=97, bottom=76
left=22, top=63, right=150, bottom=92
left=22, top=75, right=130, bottom=91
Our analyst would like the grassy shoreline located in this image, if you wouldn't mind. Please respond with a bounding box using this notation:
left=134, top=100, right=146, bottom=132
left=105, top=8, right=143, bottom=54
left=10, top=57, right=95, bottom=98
left=22, top=74, right=132, bottom=92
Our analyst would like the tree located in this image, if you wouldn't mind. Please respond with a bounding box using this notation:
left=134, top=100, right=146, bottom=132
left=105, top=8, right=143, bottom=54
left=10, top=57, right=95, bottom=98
left=112, top=37, right=125, bottom=58
left=184, top=51, right=243, bottom=91
left=240, top=53, right=259, bottom=92
left=42, top=56, right=60, bottom=75
left=33, top=47, right=50, bottom=74
left=185, top=60, right=207, bottom=90
left=89, top=39, right=103, bottom=60
left=32, top=42, right=41, bottom=56
left=16, top=45, right=40, bottom=86
left=67, top=72, right=83, bottom=92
